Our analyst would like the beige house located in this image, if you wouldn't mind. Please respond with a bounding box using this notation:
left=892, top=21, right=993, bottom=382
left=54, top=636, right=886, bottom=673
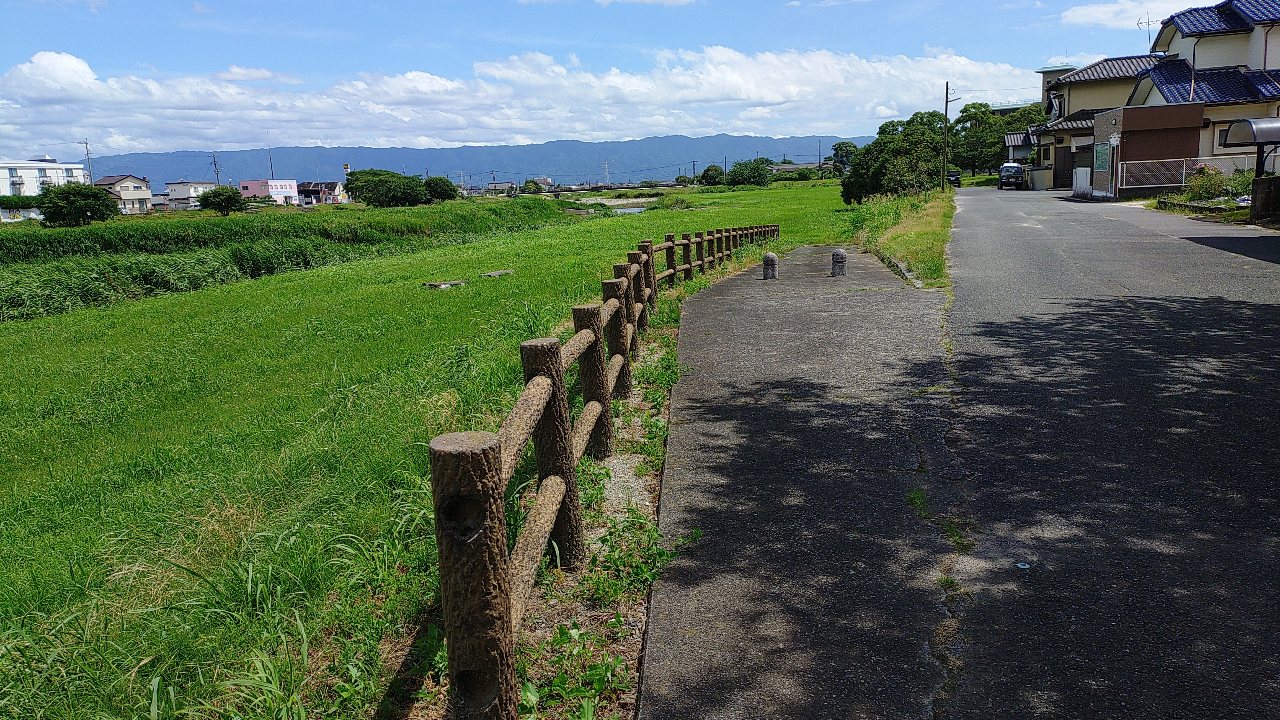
left=1129, top=1, right=1280, bottom=159
left=1038, top=55, right=1162, bottom=187
left=94, top=175, right=152, bottom=214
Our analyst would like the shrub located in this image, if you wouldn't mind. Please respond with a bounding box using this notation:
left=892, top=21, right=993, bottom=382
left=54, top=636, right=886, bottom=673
left=198, top=185, right=247, bottom=216
left=36, top=184, right=119, bottom=227
left=1228, top=169, right=1255, bottom=197
left=1185, top=165, right=1230, bottom=201
left=424, top=176, right=459, bottom=202
left=726, top=158, right=772, bottom=187
left=0, top=195, right=40, bottom=211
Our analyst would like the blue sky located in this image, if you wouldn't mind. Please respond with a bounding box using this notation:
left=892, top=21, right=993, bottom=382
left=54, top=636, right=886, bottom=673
left=0, top=0, right=1193, bottom=157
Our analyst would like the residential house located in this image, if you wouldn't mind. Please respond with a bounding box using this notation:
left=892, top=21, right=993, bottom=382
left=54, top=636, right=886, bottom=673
left=1004, top=129, right=1036, bottom=162
left=297, top=181, right=347, bottom=205
left=239, top=179, right=298, bottom=205
left=1039, top=55, right=1163, bottom=187
left=1132, top=1, right=1280, bottom=158
left=151, top=192, right=170, bottom=212
left=95, top=175, right=152, bottom=214
left=0, top=156, right=89, bottom=197
left=487, top=181, right=516, bottom=194
left=166, top=180, right=220, bottom=210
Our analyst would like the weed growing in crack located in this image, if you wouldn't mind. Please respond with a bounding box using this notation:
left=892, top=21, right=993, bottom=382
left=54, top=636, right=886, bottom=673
left=938, top=574, right=961, bottom=593
left=906, top=488, right=932, bottom=519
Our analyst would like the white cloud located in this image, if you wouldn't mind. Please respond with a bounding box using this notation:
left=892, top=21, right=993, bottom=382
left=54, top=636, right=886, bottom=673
left=595, top=0, right=696, bottom=4
left=1060, top=0, right=1186, bottom=29
left=213, top=65, right=300, bottom=84
left=0, top=47, right=1041, bottom=155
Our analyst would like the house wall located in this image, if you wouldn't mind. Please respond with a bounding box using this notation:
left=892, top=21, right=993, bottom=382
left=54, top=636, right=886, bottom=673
left=1065, top=79, right=1141, bottom=114
left=1201, top=103, right=1280, bottom=155
left=1, top=161, right=88, bottom=196
left=1169, top=32, right=1252, bottom=68
left=100, top=178, right=152, bottom=214
left=1094, top=105, right=1204, bottom=197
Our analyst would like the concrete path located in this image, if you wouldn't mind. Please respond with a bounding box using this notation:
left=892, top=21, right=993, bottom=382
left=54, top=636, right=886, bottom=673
left=943, top=189, right=1280, bottom=719
left=639, top=246, right=956, bottom=719
left=640, top=193, right=1280, bottom=719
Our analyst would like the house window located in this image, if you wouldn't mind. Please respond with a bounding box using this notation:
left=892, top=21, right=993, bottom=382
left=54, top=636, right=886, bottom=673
left=64, top=169, right=74, bottom=178
left=1218, top=128, right=1230, bottom=147
left=6, top=168, right=16, bottom=178
left=37, top=169, right=47, bottom=178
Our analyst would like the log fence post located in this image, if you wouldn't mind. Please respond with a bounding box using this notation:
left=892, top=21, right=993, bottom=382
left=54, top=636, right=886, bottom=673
left=695, top=232, right=706, bottom=274
left=429, top=431, right=517, bottom=719
left=628, top=250, right=649, bottom=334
left=716, top=229, right=725, bottom=263
left=520, top=339, right=586, bottom=571
left=638, top=240, right=657, bottom=309
left=603, top=278, right=632, bottom=398
left=664, top=234, right=677, bottom=288
left=573, top=304, right=613, bottom=459
left=681, top=233, right=693, bottom=281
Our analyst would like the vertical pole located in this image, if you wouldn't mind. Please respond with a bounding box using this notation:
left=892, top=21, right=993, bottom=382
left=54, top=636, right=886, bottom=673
left=664, top=233, right=677, bottom=288
left=681, top=233, right=693, bottom=281
left=716, top=229, right=725, bottom=263
left=429, top=432, right=517, bottom=719
left=614, top=262, right=637, bottom=355
left=603, top=278, right=632, bottom=398
left=520, top=339, right=586, bottom=571
left=573, top=305, right=613, bottom=459
left=639, top=240, right=657, bottom=308
left=695, top=232, right=706, bottom=273
left=628, top=250, right=649, bottom=334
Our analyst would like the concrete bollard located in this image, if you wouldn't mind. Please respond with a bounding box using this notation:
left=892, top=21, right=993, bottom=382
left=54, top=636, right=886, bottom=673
left=831, top=249, right=847, bottom=277
left=763, top=253, right=778, bottom=280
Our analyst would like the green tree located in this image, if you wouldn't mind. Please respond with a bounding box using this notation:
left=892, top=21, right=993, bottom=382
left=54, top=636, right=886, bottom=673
left=521, top=179, right=543, bottom=194
left=197, top=185, right=247, bottom=216
left=952, top=103, right=1005, bottom=175
left=726, top=158, right=773, bottom=187
left=675, top=174, right=693, bottom=185
left=840, top=111, right=948, bottom=204
left=36, top=183, right=119, bottom=227
left=828, top=141, right=858, bottom=175
left=424, top=175, right=459, bottom=202
left=698, top=164, right=725, bottom=185
left=345, top=169, right=427, bottom=207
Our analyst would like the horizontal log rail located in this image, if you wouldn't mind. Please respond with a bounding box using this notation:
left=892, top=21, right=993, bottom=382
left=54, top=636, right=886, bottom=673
left=429, top=223, right=779, bottom=719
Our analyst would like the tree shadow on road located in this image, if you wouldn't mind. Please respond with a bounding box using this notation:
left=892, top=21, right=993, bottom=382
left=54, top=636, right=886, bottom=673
left=1185, top=235, right=1280, bottom=265
left=938, top=294, right=1280, bottom=719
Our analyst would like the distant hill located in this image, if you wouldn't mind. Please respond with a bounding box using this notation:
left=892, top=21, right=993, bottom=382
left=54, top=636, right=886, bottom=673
left=89, top=134, right=873, bottom=190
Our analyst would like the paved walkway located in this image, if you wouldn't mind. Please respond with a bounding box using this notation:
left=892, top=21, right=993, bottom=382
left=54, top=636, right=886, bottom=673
left=639, top=246, right=956, bottom=719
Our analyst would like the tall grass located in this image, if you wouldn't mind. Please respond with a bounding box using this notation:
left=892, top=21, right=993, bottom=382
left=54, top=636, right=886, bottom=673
left=0, top=198, right=579, bottom=320
left=849, top=190, right=954, bottom=288
left=0, top=183, right=860, bottom=717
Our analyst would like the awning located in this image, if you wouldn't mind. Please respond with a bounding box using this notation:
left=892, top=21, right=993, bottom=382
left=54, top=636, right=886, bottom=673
left=1223, top=118, right=1280, bottom=146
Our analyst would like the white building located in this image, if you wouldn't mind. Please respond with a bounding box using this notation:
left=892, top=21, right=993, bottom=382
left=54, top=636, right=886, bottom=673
left=166, top=180, right=220, bottom=210
left=1, top=155, right=89, bottom=197
left=94, top=175, right=152, bottom=215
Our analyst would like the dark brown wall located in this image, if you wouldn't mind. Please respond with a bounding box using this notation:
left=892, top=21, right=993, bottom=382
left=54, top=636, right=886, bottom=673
left=1122, top=103, right=1204, bottom=131
left=1121, top=127, right=1201, bottom=162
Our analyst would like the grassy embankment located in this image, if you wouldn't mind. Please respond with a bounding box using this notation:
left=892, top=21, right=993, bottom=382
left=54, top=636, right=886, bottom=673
left=0, top=183, right=855, bottom=718
left=850, top=190, right=955, bottom=289
left=0, top=198, right=581, bottom=321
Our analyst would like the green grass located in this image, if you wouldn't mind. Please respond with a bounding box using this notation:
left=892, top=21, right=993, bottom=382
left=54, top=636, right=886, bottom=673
left=0, top=198, right=580, bottom=320
left=960, top=174, right=997, bottom=188
left=852, top=190, right=954, bottom=288
left=0, top=182, right=855, bottom=717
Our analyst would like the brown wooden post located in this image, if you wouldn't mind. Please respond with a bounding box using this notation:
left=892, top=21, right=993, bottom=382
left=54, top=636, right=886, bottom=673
left=429, top=431, right=517, bottom=719
left=627, top=250, right=648, bottom=334
left=520, top=339, right=586, bottom=570
left=613, top=262, right=639, bottom=354
left=664, top=233, right=677, bottom=288
left=602, top=278, right=632, bottom=398
left=639, top=240, right=657, bottom=308
left=695, top=232, right=706, bottom=273
left=573, top=304, right=613, bottom=458
left=716, top=229, right=725, bottom=263
left=680, top=233, right=693, bottom=281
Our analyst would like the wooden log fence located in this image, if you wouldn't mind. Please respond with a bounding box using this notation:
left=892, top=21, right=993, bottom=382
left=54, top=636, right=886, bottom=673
left=428, top=223, right=779, bottom=719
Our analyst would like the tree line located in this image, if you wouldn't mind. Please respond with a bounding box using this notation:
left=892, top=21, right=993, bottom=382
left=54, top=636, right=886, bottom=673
left=839, top=102, right=1047, bottom=205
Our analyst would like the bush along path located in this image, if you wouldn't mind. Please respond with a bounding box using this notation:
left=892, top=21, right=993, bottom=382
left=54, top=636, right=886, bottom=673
left=639, top=234, right=965, bottom=715
left=404, top=227, right=777, bottom=719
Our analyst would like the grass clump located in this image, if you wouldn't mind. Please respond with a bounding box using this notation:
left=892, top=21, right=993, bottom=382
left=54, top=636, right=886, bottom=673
left=579, top=508, right=693, bottom=607
left=852, top=190, right=954, bottom=288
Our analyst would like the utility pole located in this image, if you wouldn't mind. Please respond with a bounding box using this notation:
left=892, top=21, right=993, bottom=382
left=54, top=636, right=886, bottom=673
left=943, top=81, right=961, bottom=191
left=78, top=139, right=94, bottom=183
left=692, top=160, right=697, bottom=181
left=212, top=152, right=223, bottom=184
left=1138, top=13, right=1156, bottom=46
left=266, top=131, right=276, bottom=180
left=603, top=161, right=610, bottom=185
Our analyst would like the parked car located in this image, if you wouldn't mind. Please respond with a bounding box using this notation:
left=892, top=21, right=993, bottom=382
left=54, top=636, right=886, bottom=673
left=998, top=163, right=1025, bottom=190
left=947, top=170, right=962, bottom=187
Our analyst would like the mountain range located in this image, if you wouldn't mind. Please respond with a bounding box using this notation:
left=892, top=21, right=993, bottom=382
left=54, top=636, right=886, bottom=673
left=87, top=134, right=872, bottom=190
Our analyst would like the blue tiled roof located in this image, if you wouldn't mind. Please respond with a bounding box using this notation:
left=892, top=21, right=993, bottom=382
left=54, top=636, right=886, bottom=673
left=1171, top=4, right=1250, bottom=35
left=1168, top=1, right=1280, bottom=36
left=1141, top=59, right=1280, bottom=103
left=1231, top=0, right=1280, bottom=23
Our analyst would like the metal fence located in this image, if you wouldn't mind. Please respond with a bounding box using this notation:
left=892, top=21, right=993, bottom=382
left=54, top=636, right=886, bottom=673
left=1119, top=154, right=1276, bottom=189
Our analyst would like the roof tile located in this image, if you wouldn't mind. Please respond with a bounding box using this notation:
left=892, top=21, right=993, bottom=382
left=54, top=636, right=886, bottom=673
left=1052, top=55, right=1162, bottom=85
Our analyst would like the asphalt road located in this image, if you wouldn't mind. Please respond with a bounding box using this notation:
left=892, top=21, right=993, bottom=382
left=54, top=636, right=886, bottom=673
left=944, top=189, right=1280, bottom=718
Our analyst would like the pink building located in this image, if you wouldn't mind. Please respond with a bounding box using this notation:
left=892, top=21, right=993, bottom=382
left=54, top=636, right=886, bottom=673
left=238, top=179, right=298, bottom=205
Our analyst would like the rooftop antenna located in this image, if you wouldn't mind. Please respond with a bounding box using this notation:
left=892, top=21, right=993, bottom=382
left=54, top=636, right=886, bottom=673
left=1138, top=13, right=1156, bottom=46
